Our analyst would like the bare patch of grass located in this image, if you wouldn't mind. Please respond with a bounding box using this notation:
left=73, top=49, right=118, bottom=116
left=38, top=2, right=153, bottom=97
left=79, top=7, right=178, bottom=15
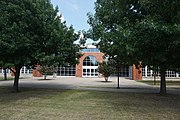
left=0, top=87, right=179, bottom=120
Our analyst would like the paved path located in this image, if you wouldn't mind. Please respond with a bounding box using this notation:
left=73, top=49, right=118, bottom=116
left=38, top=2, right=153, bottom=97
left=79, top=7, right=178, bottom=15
left=0, top=76, right=179, bottom=94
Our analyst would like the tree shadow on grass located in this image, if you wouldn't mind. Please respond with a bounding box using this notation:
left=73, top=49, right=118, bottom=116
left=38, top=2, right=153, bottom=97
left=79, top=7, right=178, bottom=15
left=0, top=85, right=74, bottom=104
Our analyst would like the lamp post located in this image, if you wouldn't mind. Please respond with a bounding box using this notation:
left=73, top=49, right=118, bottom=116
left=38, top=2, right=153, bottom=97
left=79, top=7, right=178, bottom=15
left=117, top=66, right=120, bottom=89
left=113, top=55, right=120, bottom=89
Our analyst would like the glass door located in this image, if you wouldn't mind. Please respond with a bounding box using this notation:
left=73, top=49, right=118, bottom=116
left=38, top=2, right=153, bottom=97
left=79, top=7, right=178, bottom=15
left=82, top=67, right=98, bottom=77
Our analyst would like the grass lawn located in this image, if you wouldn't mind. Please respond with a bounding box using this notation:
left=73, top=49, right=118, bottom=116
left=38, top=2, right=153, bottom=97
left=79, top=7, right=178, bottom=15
left=0, top=87, right=179, bottom=120
left=0, top=77, right=14, bottom=81
left=137, top=80, right=180, bottom=86
left=0, top=77, right=26, bottom=81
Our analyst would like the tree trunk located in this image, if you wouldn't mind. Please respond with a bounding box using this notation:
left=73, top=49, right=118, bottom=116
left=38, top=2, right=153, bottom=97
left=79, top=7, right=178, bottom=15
left=117, top=67, right=120, bottom=89
left=13, top=66, right=21, bottom=92
left=160, top=68, right=166, bottom=95
left=105, top=77, right=108, bottom=82
left=3, top=68, right=7, bottom=80
left=153, top=71, right=156, bottom=85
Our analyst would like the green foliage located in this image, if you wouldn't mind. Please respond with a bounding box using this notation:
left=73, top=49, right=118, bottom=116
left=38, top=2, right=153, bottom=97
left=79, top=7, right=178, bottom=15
left=98, top=61, right=114, bottom=82
left=87, top=0, right=137, bottom=66
left=133, top=0, right=180, bottom=71
left=37, top=65, right=56, bottom=80
left=131, top=0, right=180, bottom=94
left=88, top=0, right=180, bottom=69
left=0, top=0, right=80, bottom=91
left=37, top=66, right=56, bottom=75
left=0, top=0, right=80, bottom=68
left=88, top=0, right=180, bottom=94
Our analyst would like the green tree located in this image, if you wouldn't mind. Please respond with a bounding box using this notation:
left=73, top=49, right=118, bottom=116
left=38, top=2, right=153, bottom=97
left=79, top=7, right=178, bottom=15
left=0, top=0, right=80, bottom=92
left=132, top=0, right=180, bottom=94
left=88, top=0, right=180, bottom=94
left=98, top=61, right=114, bottom=82
left=87, top=0, right=137, bottom=88
left=37, top=65, right=56, bottom=80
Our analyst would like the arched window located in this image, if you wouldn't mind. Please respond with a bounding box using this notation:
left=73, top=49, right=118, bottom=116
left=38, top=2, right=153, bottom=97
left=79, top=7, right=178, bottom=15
left=83, top=56, right=98, bottom=66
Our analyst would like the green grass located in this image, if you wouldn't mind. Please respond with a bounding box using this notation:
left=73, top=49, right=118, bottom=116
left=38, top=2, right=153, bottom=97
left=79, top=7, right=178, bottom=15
left=0, top=77, right=14, bottom=81
left=137, top=80, right=180, bottom=86
left=0, top=87, right=179, bottom=120
left=0, top=77, right=26, bottom=81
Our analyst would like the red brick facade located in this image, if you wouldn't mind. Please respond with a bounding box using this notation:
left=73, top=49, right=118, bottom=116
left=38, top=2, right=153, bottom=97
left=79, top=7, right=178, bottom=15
left=32, top=51, right=142, bottom=80
left=132, top=64, right=142, bottom=80
left=76, top=52, right=104, bottom=77
left=32, top=65, right=43, bottom=77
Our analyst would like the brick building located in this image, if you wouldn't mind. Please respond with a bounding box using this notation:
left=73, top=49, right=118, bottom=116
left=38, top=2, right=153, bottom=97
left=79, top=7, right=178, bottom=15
left=33, top=45, right=142, bottom=80
left=76, top=45, right=104, bottom=77
left=0, top=45, right=144, bottom=80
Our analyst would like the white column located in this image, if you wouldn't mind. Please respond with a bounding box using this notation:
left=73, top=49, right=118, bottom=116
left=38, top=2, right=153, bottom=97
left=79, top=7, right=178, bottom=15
left=176, top=73, right=179, bottom=78
left=23, top=66, right=26, bottom=74
left=145, top=66, right=148, bottom=78
left=20, top=68, right=22, bottom=74
left=8, top=69, right=11, bottom=74
left=150, top=70, right=153, bottom=77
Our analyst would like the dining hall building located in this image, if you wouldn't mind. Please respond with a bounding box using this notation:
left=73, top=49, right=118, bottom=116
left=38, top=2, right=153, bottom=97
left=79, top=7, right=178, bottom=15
left=32, top=45, right=141, bottom=80
left=0, top=45, right=179, bottom=80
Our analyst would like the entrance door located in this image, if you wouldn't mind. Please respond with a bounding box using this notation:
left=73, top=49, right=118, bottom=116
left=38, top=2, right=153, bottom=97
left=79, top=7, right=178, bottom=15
left=82, top=66, right=98, bottom=77
left=82, top=56, right=98, bottom=77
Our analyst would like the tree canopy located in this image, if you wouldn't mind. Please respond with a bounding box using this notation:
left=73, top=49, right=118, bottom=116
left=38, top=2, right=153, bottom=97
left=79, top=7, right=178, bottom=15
left=88, top=0, right=180, bottom=94
left=134, top=0, right=180, bottom=69
left=132, top=0, right=180, bottom=94
left=0, top=0, right=80, bottom=92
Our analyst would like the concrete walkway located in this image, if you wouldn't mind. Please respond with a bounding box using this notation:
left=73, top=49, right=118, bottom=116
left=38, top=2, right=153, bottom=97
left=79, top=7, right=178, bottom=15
left=0, top=76, right=179, bottom=94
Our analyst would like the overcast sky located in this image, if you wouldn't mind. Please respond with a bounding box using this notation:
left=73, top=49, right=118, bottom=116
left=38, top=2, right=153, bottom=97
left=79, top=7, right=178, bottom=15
left=51, top=0, right=96, bottom=32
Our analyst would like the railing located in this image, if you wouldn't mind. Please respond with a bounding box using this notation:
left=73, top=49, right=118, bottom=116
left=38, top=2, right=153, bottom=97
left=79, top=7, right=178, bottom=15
left=0, top=66, right=33, bottom=77
left=56, top=66, right=76, bottom=76
left=142, top=66, right=180, bottom=78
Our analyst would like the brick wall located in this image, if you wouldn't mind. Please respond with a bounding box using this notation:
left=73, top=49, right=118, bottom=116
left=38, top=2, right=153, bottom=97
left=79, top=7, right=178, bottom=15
left=76, top=52, right=104, bottom=77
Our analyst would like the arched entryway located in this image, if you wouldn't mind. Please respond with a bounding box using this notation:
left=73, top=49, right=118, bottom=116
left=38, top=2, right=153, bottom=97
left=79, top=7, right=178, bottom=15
left=82, top=56, right=98, bottom=77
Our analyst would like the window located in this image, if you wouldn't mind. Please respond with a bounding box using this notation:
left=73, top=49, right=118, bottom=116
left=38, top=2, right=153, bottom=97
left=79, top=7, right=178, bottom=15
left=21, top=66, right=33, bottom=74
left=80, top=48, right=100, bottom=53
left=111, top=66, right=129, bottom=77
left=83, top=56, right=98, bottom=66
left=142, top=66, right=179, bottom=78
left=57, top=66, right=76, bottom=76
